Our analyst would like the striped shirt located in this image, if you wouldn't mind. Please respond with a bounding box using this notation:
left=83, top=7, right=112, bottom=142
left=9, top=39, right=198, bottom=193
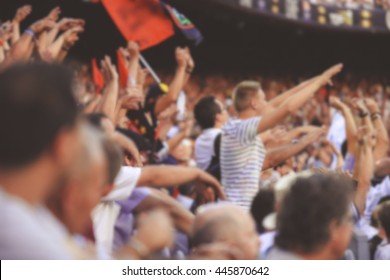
left=220, top=117, right=265, bottom=210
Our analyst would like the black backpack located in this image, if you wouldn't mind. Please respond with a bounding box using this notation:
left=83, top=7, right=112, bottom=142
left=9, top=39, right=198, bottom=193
left=206, top=133, right=221, bottom=182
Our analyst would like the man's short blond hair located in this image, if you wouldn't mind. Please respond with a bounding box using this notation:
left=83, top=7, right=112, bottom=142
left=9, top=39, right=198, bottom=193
left=232, top=81, right=261, bottom=112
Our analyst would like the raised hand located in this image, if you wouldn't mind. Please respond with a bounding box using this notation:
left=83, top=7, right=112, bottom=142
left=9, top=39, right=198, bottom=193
left=184, top=47, right=195, bottom=71
left=364, top=97, right=380, bottom=113
left=196, top=170, right=226, bottom=200
left=127, top=41, right=140, bottom=58
left=329, top=96, right=345, bottom=111
left=63, top=26, right=84, bottom=48
left=13, top=5, right=32, bottom=23
left=320, top=63, right=343, bottom=86
left=306, top=126, right=327, bottom=143
left=351, top=98, right=369, bottom=115
left=29, top=18, right=56, bottom=34
left=136, top=68, right=149, bottom=88
left=120, top=86, right=145, bottom=110
left=356, top=125, right=376, bottom=147
left=101, top=55, right=118, bottom=84
left=175, top=47, right=188, bottom=68
left=57, top=18, right=85, bottom=31
left=46, top=7, right=61, bottom=22
left=157, top=104, right=178, bottom=121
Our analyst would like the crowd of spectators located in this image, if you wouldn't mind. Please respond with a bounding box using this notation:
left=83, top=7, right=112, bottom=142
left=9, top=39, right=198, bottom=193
left=308, top=0, right=390, bottom=10
left=1, top=4, right=390, bottom=260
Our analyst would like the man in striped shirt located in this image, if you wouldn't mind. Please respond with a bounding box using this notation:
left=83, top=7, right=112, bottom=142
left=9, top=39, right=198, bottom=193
left=220, top=64, right=343, bottom=210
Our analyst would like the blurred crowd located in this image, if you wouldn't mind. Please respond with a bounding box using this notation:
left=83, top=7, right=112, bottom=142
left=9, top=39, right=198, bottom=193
left=1, top=5, right=390, bottom=261
left=308, top=0, right=390, bottom=10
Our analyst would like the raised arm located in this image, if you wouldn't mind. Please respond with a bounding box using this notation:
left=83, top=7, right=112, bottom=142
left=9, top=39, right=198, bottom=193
left=262, top=127, right=325, bottom=170
left=257, top=64, right=343, bottom=134
left=11, top=5, right=32, bottom=44
left=126, top=42, right=141, bottom=86
left=110, top=131, right=142, bottom=167
left=137, top=166, right=225, bottom=200
left=154, top=47, right=188, bottom=115
left=165, top=119, right=193, bottom=151
left=365, top=98, right=389, bottom=161
left=263, top=125, right=320, bottom=149
left=95, top=56, right=120, bottom=123
left=183, top=47, right=194, bottom=85
left=354, top=126, right=375, bottom=215
left=327, top=139, right=344, bottom=169
left=268, top=75, right=319, bottom=107
left=352, top=98, right=374, bottom=136
left=329, top=96, right=358, bottom=156
left=6, top=17, right=55, bottom=64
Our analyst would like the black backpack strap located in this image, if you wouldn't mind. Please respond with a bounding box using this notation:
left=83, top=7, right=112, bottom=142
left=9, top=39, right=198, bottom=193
left=206, top=133, right=221, bottom=181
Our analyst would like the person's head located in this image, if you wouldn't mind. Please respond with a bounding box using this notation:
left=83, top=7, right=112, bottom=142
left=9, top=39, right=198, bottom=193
left=194, top=96, right=228, bottom=129
left=191, top=203, right=260, bottom=259
left=46, top=124, right=108, bottom=234
left=0, top=63, right=82, bottom=204
left=250, top=189, right=275, bottom=234
left=274, top=159, right=294, bottom=176
left=377, top=201, right=390, bottom=241
left=232, top=81, right=268, bottom=115
left=85, top=113, right=115, bottom=134
left=275, top=174, right=354, bottom=259
left=100, top=137, right=124, bottom=197
left=374, top=157, right=390, bottom=179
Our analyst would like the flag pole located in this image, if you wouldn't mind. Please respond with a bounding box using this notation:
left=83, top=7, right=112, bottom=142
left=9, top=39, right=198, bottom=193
left=139, top=54, right=161, bottom=84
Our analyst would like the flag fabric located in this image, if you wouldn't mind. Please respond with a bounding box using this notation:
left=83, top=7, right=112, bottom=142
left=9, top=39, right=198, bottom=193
left=116, top=49, right=129, bottom=88
left=101, top=0, right=175, bottom=50
left=160, top=1, right=203, bottom=45
left=92, top=58, right=104, bottom=93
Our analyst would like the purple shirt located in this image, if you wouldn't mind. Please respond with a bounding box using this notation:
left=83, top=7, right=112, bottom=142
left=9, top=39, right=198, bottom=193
left=343, top=152, right=356, bottom=172
left=113, top=187, right=151, bottom=251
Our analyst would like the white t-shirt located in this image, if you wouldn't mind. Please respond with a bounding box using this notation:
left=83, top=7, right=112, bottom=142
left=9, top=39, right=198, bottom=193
left=359, top=176, right=390, bottom=239
left=221, top=117, right=266, bottom=211
left=259, top=231, right=276, bottom=259
left=0, top=188, right=71, bottom=259
left=327, top=110, right=346, bottom=153
left=92, top=166, right=141, bottom=258
left=195, top=128, right=222, bottom=170
left=375, top=240, right=390, bottom=260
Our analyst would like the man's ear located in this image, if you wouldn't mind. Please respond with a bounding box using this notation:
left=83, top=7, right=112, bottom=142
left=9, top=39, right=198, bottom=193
left=250, top=97, right=258, bottom=110
left=215, top=113, right=222, bottom=124
left=124, top=156, right=132, bottom=166
left=328, top=219, right=340, bottom=242
left=378, top=226, right=387, bottom=240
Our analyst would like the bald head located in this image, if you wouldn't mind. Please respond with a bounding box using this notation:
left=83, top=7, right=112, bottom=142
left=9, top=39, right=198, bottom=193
left=47, top=123, right=108, bottom=234
left=191, top=204, right=260, bottom=259
left=374, top=158, right=390, bottom=178
left=66, top=123, right=106, bottom=181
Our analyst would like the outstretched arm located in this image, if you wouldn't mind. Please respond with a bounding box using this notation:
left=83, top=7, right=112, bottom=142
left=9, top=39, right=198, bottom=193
left=257, top=64, right=343, bottom=134
left=154, top=47, right=188, bottom=115
left=268, top=76, right=319, bottom=107
left=262, top=127, right=325, bottom=170
left=137, top=166, right=225, bottom=200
